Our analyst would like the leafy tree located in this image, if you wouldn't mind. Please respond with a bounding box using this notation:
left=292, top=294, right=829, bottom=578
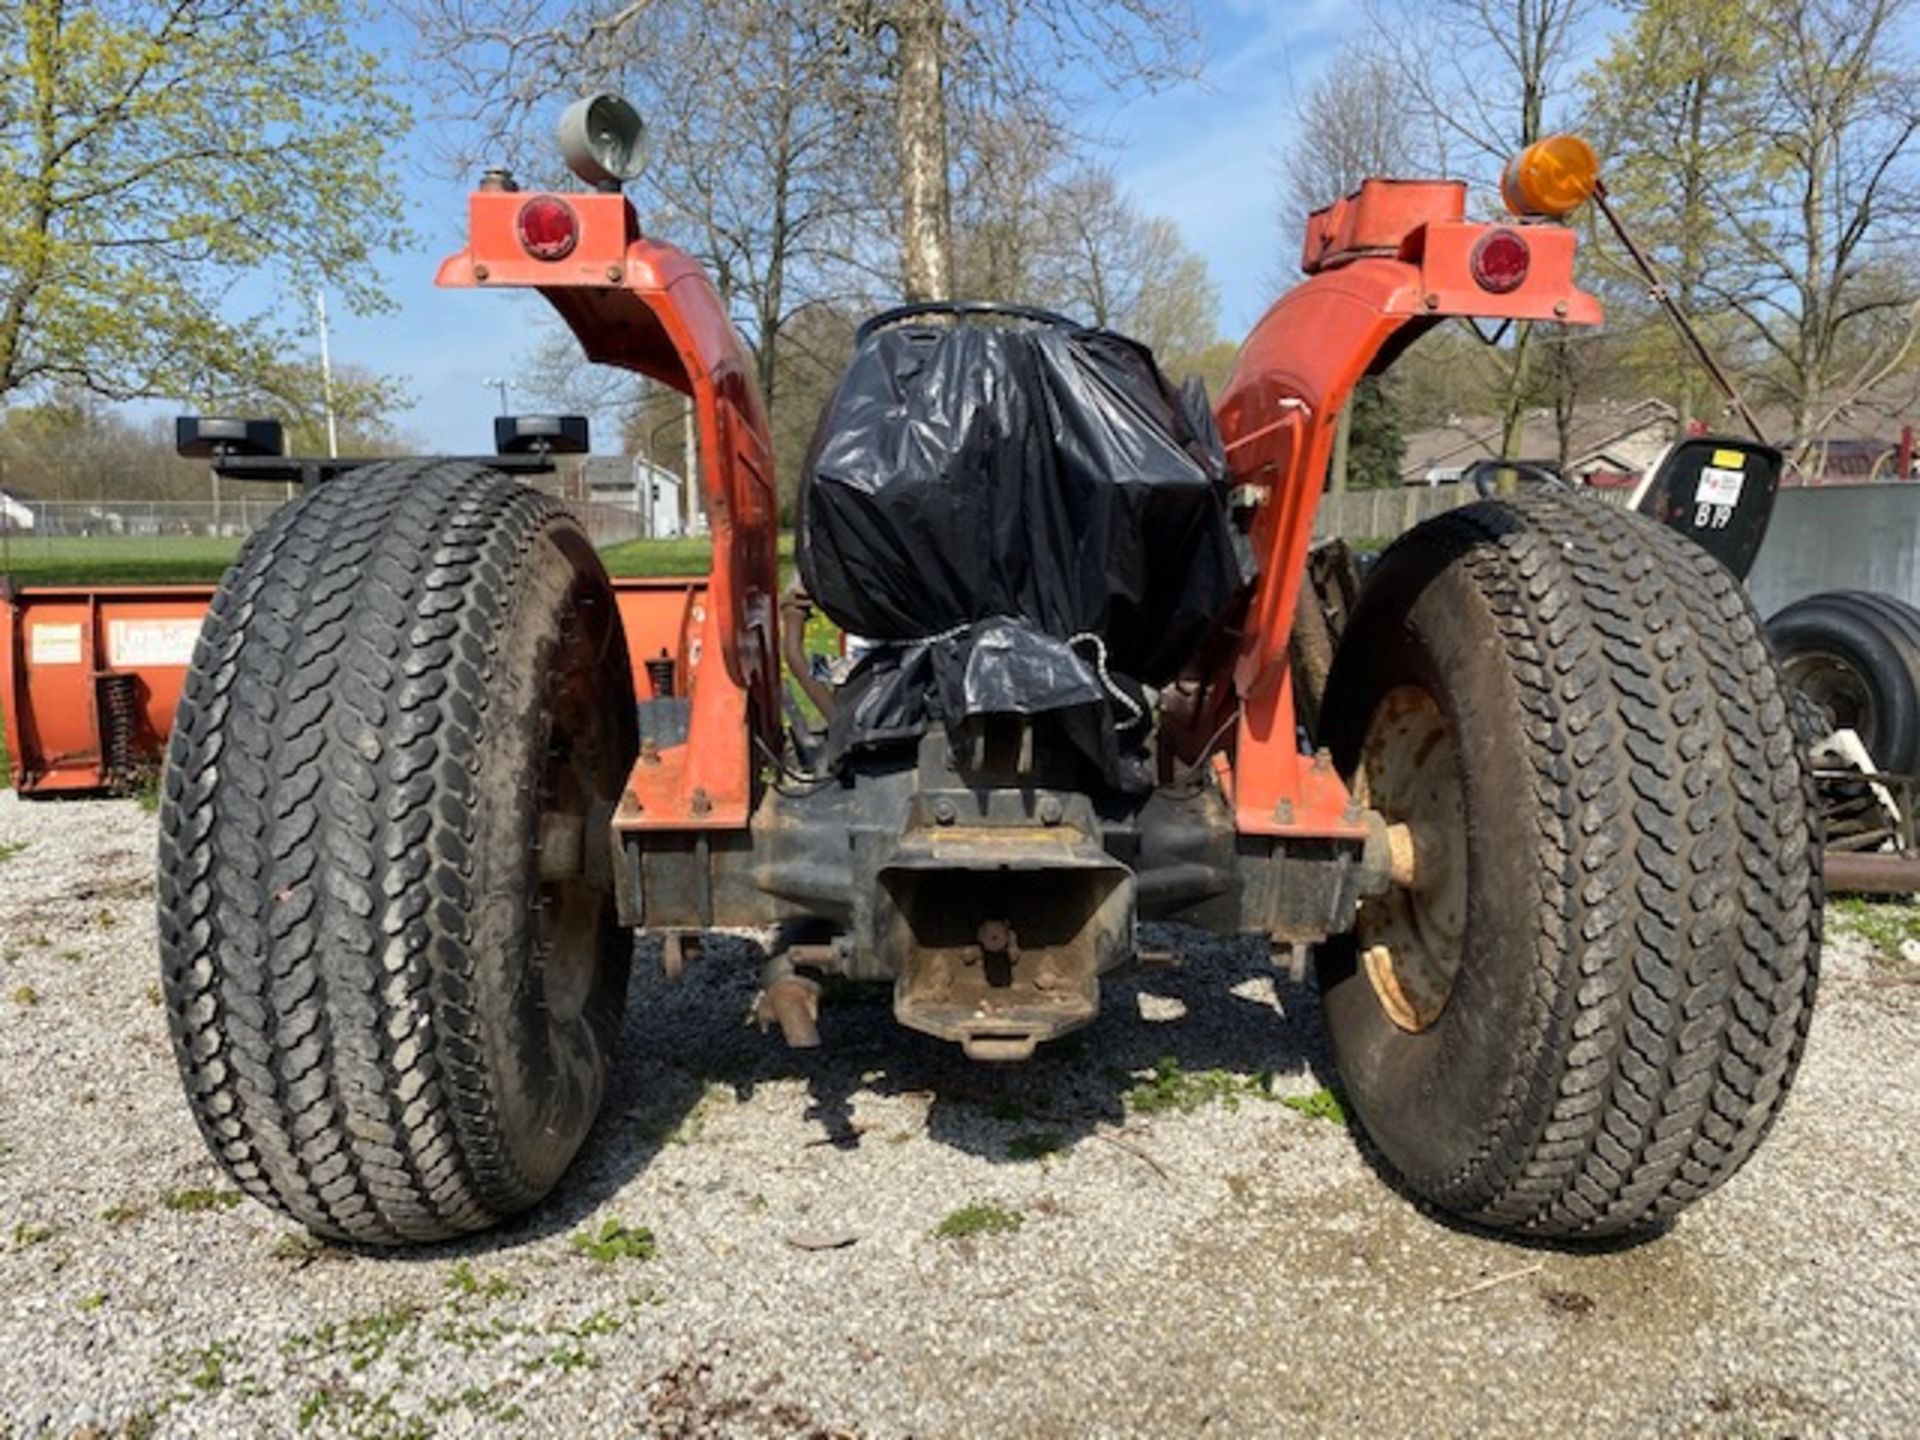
left=1584, top=0, right=1768, bottom=431
left=0, top=1, right=411, bottom=410
left=1587, top=0, right=1920, bottom=465
left=1345, top=376, right=1406, bottom=489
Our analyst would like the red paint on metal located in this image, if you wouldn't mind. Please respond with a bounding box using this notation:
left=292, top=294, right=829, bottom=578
left=1212, top=199, right=1601, bottom=837
left=438, top=189, right=777, bottom=831
left=2, top=577, right=709, bottom=798
left=1, top=585, right=216, bottom=795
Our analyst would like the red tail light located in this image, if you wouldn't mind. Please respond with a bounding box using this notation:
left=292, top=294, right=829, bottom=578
left=1469, top=229, right=1531, bottom=294
left=517, top=197, right=579, bottom=261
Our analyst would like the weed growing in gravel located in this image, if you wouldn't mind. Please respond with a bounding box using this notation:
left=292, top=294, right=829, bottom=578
left=1280, top=1088, right=1348, bottom=1124
left=575, top=1307, right=623, bottom=1336
left=161, top=1186, right=243, bottom=1213
left=78, top=1291, right=106, bottom=1312
left=144, top=983, right=164, bottom=1007
left=571, top=1218, right=658, bottom=1263
left=102, top=1201, right=148, bottom=1226
left=296, top=1381, right=431, bottom=1438
left=175, top=1339, right=243, bottom=1394
left=270, top=1233, right=325, bottom=1264
left=57, top=949, right=82, bottom=963
left=285, top=1302, right=423, bottom=1374
left=446, top=1260, right=520, bottom=1301
left=532, top=1338, right=599, bottom=1374
left=1831, top=897, right=1920, bottom=957
left=1007, top=1131, right=1066, bottom=1160
left=0, top=841, right=28, bottom=862
left=10, top=1221, right=56, bottom=1247
left=1125, top=1056, right=1277, bottom=1114
left=934, top=1202, right=1024, bottom=1239
left=433, top=1313, right=524, bottom=1355
left=987, top=1097, right=1028, bottom=1122
left=10, top=984, right=38, bottom=1007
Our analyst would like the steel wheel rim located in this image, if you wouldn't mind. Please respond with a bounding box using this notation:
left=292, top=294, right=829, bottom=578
left=1353, top=685, right=1469, bottom=1034
left=1781, top=650, right=1875, bottom=751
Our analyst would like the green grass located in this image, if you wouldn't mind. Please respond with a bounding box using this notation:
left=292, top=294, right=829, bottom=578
left=0, top=532, right=798, bottom=586
left=597, top=531, right=797, bottom=579
left=933, top=1201, right=1024, bottom=1240
left=0, top=535, right=241, bottom=585
left=1280, top=1087, right=1348, bottom=1125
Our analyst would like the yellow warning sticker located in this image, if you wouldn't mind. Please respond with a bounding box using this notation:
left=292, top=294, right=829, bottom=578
left=1711, top=448, right=1747, bottom=469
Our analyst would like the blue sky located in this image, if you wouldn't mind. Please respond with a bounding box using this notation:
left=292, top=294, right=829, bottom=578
left=316, top=0, right=1351, bottom=452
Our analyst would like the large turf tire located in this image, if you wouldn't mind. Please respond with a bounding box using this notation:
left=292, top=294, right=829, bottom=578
left=1318, top=491, right=1820, bottom=1240
left=158, top=460, right=636, bottom=1244
left=1766, top=588, right=1920, bottom=775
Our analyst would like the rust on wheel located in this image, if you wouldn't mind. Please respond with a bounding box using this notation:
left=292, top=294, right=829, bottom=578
left=1353, top=685, right=1467, bottom=1034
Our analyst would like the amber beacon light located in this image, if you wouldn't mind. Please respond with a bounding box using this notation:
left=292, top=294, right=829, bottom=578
left=1501, top=134, right=1600, bottom=219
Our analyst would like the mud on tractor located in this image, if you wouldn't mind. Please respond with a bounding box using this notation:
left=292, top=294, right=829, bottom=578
left=133, top=102, right=1819, bottom=1246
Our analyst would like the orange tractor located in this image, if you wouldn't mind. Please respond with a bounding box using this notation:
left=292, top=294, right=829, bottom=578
left=12, top=100, right=1820, bottom=1245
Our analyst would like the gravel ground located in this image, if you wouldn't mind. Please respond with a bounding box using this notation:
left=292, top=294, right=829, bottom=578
left=1, top=790, right=1917, bottom=1439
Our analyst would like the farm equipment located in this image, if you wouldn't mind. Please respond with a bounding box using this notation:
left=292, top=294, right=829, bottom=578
left=7, top=102, right=1821, bottom=1247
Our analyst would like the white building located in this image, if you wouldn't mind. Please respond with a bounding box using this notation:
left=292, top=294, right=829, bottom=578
left=0, top=488, right=35, bottom=532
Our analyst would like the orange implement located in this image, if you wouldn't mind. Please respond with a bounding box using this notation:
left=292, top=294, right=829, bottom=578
left=1, top=577, right=707, bottom=797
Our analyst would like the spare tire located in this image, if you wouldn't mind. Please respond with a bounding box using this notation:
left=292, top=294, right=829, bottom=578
left=1766, top=589, right=1920, bottom=775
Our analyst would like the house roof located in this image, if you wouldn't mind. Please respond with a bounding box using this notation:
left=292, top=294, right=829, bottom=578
left=1403, top=399, right=1679, bottom=480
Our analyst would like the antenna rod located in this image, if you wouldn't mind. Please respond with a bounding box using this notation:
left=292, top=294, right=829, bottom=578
left=1591, top=181, right=1767, bottom=445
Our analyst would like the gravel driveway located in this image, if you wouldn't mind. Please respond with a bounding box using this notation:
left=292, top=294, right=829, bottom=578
left=2, top=791, right=1917, bottom=1439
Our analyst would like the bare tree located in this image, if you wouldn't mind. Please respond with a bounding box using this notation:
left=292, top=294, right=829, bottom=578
left=408, top=0, right=1201, bottom=311
left=1028, top=167, right=1219, bottom=357
left=894, top=0, right=956, bottom=300
left=1696, top=0, right=1920, bottom=464
left=1366, top=0, right=1608, bottom=467
left=1281, top=43, right=1426, bottom=225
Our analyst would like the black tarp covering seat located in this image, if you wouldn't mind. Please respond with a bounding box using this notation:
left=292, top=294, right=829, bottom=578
left=796, top=311, right=1252, bottom=790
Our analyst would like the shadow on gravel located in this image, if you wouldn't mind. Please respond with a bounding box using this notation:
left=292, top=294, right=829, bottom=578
left=346, top=926, right=1669, bottom=1265
left=374, top=925, right=1348, bottom=1260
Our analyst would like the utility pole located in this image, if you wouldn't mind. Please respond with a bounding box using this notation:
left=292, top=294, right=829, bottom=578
left=483, top=377, right=511, bottom=415
left=313, top=290, right=340, bottom=459
left=683, top=396, right=699, bottom=534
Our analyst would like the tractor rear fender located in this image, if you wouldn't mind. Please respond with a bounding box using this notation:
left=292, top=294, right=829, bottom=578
left=1209, top=179, right=1601, bottom=839
left=437, top=189, right=777, bottom=830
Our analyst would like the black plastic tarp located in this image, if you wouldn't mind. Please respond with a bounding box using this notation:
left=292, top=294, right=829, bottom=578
left=797, top=317, right=1251, bottom=788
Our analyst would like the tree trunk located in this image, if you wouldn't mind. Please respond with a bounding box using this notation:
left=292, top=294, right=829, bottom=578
left=895, top=0, right=953, bottom=302
left=0, top=0, right=63, bottom=399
